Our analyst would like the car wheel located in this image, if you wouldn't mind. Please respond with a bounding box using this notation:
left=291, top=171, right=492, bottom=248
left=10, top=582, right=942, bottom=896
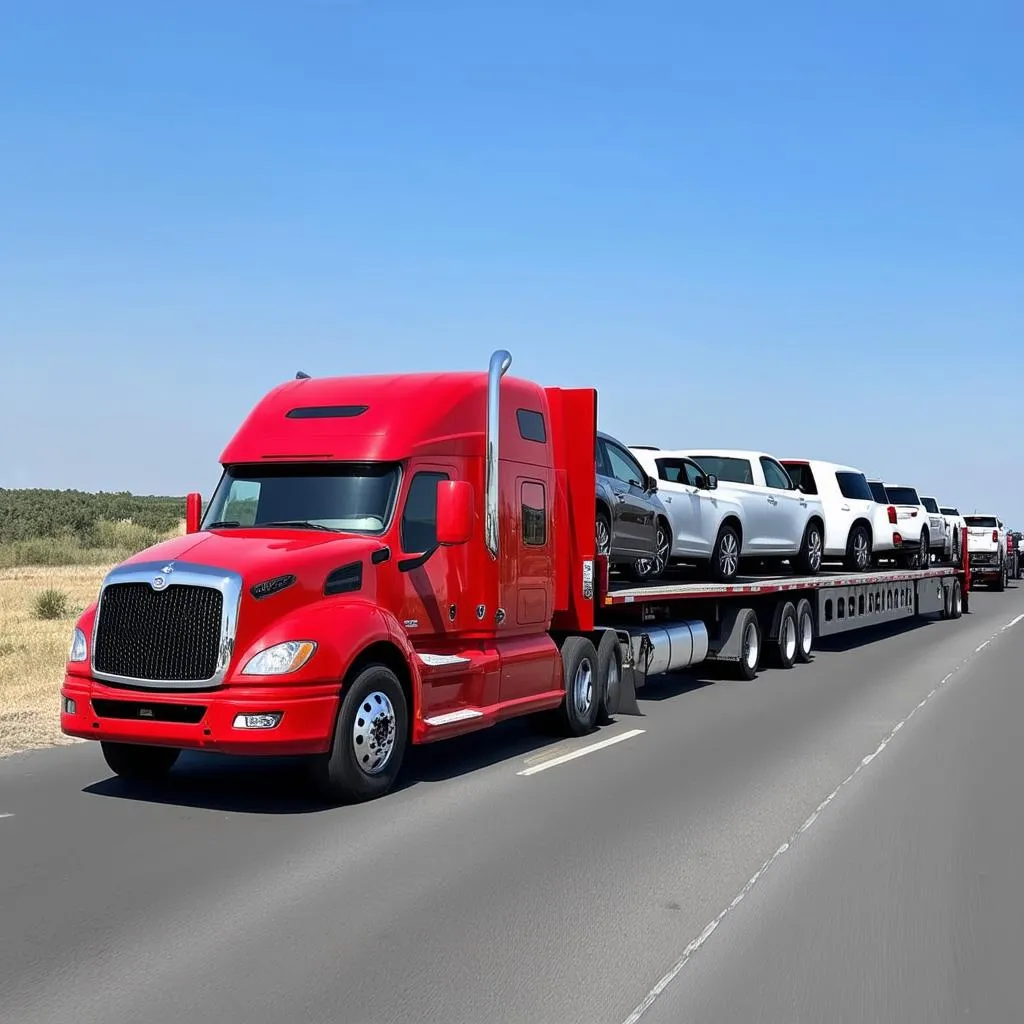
left=796, top=521, right=823, bottom=575
left=711, top=524, right=741, bottom=582
left=845, top=524, right=871, bottom=572
left=917, top=529, right=930, bottom=569
left=596, top=510, right=611, bottom=557
left=633, top=519, right=670, bottom=580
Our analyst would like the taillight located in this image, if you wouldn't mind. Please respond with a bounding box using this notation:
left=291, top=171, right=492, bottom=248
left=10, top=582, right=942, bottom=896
left=992, top=529, right=998, bottom=542
left=887, top=505, right=897, bottom=524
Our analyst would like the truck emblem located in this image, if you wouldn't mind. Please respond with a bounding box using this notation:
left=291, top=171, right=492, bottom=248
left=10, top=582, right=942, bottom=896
left=151, top=575, right=168, bottom=591
left=161, top=563, right=175, bottom=574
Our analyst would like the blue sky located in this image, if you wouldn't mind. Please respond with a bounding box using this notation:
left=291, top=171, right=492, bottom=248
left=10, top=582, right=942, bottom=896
left=1, top=0, right=1021, bottom=522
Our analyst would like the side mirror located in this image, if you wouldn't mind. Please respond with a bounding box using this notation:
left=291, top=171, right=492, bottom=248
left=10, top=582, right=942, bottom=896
left=186, top=492, right=203, bottom=534
left=646, top=474, right=658, bottom=493
left=706, top=473, right=718, bottom=490
left=436, top=480, right=474, bottom=546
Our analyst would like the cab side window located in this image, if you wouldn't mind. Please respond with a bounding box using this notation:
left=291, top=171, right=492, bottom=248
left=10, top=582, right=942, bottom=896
left=401, top=471, right=449, bottom=553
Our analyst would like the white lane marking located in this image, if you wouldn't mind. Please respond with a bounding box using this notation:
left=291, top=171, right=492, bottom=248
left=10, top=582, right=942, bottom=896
left=517, top=728, right=645, bottom=776
left=620, top=616, right=1022, bottom=1023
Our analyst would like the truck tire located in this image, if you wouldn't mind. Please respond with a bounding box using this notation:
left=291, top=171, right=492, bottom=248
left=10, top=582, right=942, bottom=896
left=845, top=524, right=871, bottom=572
left=950, top=579, right=963, bottom=618
left=596, top=628, right=622, bottom=723
left=995, top=562, right=1006, bottom=592
left=795, top=597, right=814, bottom=662
left=795, top=521, right=824, bottom=575
left=556, top=635, right=600, bottom=736
left=315, top=663, right=408, bottom=804
left=101, top=741, right=179, bottom=780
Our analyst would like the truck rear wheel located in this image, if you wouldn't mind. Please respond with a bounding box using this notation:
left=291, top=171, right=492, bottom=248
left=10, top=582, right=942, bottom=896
left=315, top=663, right=408, bottom=804
left=556, top=635, right=600, bottom=736
left=101, top=741, right=179, bottom=780
left=595, top=629, right=622, bottom=723
left=733, top=608, right=762, bottom=680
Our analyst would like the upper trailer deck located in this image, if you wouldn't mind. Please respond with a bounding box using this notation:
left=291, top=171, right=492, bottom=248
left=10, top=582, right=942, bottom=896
left=602, top=564, right=958, bottom=606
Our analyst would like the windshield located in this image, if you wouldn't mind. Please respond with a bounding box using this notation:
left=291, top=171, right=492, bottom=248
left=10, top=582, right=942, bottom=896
left=202, top=462, right=401, bottom=534
left=885, top=486, right=920, bottom=506
left=921, top=497, right=939, bottom=513
left=964, top=515, right=998, bottom=529
left=940, top=507, right=959, bottom=516
left=688, top=455, right=754, bottom=485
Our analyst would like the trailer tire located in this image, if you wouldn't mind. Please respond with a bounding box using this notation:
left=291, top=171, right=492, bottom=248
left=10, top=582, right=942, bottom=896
left=949, top=579, right=963, bottom=619
left=733, top=608, right=762, bottom=680
left=595, top=629, right=622, bottom=723
left=795, top=598, right=814, bottom=663
left=772, top=601, right=799, bottom=669
left=101, top=741, right=180, bottom=781
left=314, top=663, right=408, bottom=804
left=556, top=636, right=601, bottom=736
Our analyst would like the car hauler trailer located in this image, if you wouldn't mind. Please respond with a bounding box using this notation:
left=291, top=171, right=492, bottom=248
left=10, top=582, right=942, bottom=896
left=61, top=351, right=973, bottom=803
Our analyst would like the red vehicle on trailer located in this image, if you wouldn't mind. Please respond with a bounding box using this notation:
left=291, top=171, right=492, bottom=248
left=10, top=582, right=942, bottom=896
left=60, top=351, right=972, bottom=803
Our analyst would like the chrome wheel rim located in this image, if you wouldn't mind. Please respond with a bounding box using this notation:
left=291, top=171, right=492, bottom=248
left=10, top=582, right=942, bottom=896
left=719, top=531, right=739, bottom=578
left=596, top=517, right=610, bottom=555
left=800, top=611, right=813, bottom=653
left=743, top=622, right=759, bottom=669
left=573, top=658, right=594, bottom=718
left=353, top=691, right=396, bottom=775
left=854, top=531, right=869, bottom=569
left=636, top=525, right=671, bottom=577
left=808, top=528, right=822, bottom=570
left=782, top=615, right=797, bottom=661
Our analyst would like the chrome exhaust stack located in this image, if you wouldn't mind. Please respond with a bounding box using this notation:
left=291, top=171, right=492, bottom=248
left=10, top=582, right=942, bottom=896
left=485, top=349, right=512, bottom=559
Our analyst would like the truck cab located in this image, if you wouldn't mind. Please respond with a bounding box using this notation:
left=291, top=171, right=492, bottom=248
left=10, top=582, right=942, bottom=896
left=61, top=352, right=611, bottom=802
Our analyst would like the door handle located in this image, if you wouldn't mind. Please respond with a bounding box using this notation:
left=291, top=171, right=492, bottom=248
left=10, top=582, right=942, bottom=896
left=840, top=504, right=850, bottom=511
left=616, top=494, right=627, bottom=502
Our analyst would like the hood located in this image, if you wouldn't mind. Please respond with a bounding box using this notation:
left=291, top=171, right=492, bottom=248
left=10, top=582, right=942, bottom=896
left=118, top=528, right=388, bottom=587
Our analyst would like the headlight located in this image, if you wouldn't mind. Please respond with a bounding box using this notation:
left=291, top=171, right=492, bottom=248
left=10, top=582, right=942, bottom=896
left=241, top=640, right=317, bottom=676
left=68, top=627, right=87, bottom=663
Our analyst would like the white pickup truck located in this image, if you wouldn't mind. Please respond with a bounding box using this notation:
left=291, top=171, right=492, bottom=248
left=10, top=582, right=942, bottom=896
left=964, top=514, right=1008, bottom=591
left=662, top=448, right=827, bottom=575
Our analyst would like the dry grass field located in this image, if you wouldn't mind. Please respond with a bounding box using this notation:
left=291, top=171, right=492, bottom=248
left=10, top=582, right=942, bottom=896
left=0, top=517, right=185, bottom=758
left=0, top=565, right=109, bottom=757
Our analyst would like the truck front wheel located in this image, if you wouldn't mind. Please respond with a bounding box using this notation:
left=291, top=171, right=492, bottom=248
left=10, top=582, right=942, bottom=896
left=101, top=741, right=180, bottom=780
left=316, top=663, right=409, bottom=804
left=556, top=636, right=601, bottom=736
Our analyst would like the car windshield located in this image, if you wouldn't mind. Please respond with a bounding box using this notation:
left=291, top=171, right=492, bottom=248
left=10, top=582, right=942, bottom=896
left=202, top=462, right=402, bottom=534
left=835, top=471, right=873, bottom=501
left=940, top=507, right=959, bottom=516
left=964, top=515, right=998, bottom=529
left=688, top=456, right=754, bottom=485
left=885, top=486, right=920, bottom=505
left=921, top=497, right=939, bottom=513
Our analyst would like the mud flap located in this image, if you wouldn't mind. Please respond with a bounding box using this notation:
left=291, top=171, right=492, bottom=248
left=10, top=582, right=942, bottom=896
left=613, top=629, right=650, bottom=717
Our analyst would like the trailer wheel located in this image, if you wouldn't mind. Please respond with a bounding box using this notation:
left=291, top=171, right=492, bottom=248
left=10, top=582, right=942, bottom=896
left=950, top=579, right=963, bottom=618
left=596, top=629, right=622, bottom=723
left=733, top=608, right=762, bottom=680
left=556, top=636, right=600, bottom=736
left=314, top=663, right=408, bottom=804
left=794, top=597, right=814, bottom=663
left=772, top=602, right=798, bottom=669
left=101, top=741, right=180, bottom=781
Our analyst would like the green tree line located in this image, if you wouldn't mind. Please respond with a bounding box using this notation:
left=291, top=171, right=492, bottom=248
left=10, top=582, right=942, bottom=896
left=0, top=488, right=187, bottom=545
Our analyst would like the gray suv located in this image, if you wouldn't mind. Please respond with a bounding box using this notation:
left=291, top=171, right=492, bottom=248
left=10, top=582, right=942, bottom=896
left=596, top=430, right=669, bottom=578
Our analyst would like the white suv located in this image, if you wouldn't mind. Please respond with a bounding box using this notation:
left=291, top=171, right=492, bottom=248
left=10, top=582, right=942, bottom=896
left=920, top=495, right=957, bottom=561
left=939, top=504, right=966, bottom=562
left=866, top=482, right=941, bottom=568
left=666, top=448, right=827, bottom=574
left=629, top=448, right=748, bottom=581
left=780, top=459, right=897, bottom=571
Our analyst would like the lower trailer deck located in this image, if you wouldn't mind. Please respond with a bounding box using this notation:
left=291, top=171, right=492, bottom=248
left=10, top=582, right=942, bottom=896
left=603, top=564, right=958, bottom=605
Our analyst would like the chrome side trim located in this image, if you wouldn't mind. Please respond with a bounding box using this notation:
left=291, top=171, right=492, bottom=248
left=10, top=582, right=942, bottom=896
left=485, top=348, right=512, bottom=559
left=416, top=652, right=472, bottom=667
left=424, top=708, right=484, bottom=727
left=89, top=560, right=243, bottom=691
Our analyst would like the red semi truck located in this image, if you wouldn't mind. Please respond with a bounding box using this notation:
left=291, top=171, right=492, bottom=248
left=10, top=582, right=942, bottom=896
left=60, top=351, right=972, bottom=802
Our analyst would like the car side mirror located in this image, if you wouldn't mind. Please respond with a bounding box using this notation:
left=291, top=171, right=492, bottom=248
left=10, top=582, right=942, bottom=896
left=435, top=480, right=474, bottom=546
left=186, top=492, right=203, bottom=533
left=706, top=473, right=718, bottom=490
left=646, top=474, right=658, bottom=493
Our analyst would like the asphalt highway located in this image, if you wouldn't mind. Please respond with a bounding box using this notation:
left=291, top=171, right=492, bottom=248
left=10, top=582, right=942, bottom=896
left=2, top=584, right=1022, bottom=1024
